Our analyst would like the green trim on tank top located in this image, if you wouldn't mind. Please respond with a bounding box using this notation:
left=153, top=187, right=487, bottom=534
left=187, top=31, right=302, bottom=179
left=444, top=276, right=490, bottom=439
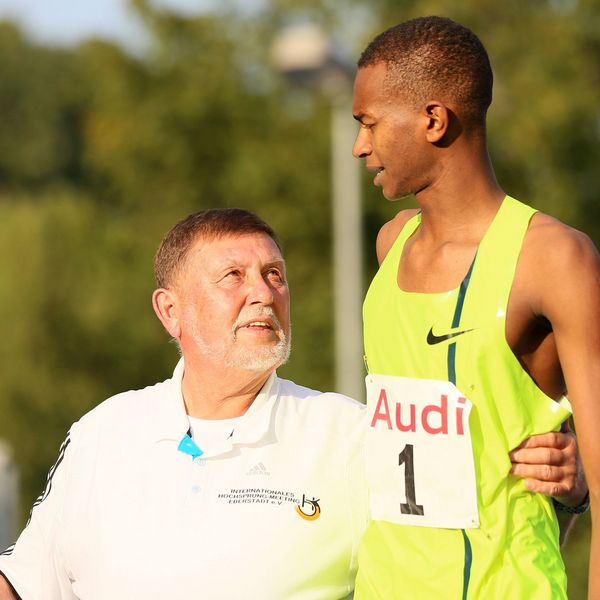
left=447, top=251, right=477, bottom=600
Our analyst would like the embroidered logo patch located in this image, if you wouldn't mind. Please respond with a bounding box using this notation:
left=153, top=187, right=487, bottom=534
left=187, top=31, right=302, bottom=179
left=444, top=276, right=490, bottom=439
left=295, top=494, right=321, bottom=521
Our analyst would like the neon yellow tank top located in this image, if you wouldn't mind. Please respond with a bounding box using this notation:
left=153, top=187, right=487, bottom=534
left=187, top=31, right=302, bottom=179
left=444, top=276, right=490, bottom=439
left=356, top=197, right=570, bottom=599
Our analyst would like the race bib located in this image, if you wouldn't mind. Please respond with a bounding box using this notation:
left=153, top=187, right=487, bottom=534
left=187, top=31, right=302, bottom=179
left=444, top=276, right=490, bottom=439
left=366, top=374, right=479, bottom=529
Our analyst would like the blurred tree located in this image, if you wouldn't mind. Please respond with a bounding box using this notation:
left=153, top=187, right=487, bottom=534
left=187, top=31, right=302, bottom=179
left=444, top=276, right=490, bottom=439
left=0, top=24, right=83, bottom=190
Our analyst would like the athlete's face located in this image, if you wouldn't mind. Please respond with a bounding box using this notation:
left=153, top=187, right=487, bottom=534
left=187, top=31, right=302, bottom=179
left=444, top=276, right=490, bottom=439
left=174, top=233, right=291, bottom=373
left=352, top=63, right=431, bottom=201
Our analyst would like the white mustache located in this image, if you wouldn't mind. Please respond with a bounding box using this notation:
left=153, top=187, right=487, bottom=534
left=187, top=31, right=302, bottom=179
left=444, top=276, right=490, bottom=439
left=232, top=306, right=284, bottom=338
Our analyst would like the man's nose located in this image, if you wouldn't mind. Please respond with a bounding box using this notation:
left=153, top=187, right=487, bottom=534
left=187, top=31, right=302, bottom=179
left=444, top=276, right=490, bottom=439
left=248, top=275, right=275, bottom=305
left=352, top=128, right=371, bottom=159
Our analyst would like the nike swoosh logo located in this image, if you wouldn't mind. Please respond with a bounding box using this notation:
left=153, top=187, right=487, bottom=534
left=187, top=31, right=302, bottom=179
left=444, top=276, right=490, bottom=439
left=426, top=327, right=474, bottom=345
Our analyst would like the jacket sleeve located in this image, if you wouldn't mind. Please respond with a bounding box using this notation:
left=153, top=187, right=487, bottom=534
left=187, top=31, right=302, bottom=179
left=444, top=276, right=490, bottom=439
left=0, top=427, right=78, bottom=600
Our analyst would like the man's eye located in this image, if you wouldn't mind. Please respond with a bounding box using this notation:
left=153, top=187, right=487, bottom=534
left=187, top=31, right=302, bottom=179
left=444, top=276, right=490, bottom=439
left=224, top=270, right=241, bottom=279
left=267, top=270, right=285, bottom=284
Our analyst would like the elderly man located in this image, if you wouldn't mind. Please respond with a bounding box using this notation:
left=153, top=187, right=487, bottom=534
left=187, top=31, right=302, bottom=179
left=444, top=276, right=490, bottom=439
left=0, top=208, right=367, bottom=599
left=0, top=208, right=583, bottom=599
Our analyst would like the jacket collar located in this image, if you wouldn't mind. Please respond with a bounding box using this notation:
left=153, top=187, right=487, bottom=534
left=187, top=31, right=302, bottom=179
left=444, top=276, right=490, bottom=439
left=151, top=359, right=279, bottom=451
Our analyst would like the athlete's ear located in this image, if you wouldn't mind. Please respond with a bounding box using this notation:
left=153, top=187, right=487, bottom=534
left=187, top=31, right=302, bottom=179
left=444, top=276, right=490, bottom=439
left=152, top=287, right=182, bottom=339
left=424, top=101, right=448, bottom=143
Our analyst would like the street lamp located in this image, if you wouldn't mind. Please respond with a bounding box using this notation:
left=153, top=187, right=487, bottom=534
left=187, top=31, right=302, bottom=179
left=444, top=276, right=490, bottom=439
left=271, top=24, right=364, bottom=401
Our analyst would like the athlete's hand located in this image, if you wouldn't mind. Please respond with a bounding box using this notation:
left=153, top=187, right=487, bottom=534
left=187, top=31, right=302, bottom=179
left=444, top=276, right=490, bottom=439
left=509, top=426, right=588, bottom=507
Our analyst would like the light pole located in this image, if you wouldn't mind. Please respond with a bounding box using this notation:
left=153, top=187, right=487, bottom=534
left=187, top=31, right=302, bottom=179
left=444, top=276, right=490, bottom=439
left=271, top=24, right=364, bottom=401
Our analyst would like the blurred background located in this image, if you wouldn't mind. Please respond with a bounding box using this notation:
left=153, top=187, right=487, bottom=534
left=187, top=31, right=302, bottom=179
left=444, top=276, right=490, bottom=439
left=0, top=0, right=595, bottom=595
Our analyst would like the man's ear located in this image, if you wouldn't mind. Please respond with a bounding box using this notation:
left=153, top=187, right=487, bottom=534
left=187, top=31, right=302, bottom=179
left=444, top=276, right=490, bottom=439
left=152, top=287, right=182, bottom=339
left=424, top=101, right=449, bottom=143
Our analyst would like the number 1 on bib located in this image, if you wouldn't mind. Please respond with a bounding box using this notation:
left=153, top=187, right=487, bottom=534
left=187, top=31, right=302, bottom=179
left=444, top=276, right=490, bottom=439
left=398, top=444, right=424, bottom=515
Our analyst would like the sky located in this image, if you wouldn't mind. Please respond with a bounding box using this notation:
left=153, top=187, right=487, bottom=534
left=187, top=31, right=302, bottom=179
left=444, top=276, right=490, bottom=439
left=0, top=0, right=212, bottom=51
left=0, top=0, right=372, bottom=62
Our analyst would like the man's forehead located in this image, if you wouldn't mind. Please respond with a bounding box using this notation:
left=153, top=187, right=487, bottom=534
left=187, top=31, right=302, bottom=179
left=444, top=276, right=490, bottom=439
left=190, top=233, right=284, bottom=264
left=354, top=63, right=389, bottom=90
left=353, top=63, right=390, bottom=112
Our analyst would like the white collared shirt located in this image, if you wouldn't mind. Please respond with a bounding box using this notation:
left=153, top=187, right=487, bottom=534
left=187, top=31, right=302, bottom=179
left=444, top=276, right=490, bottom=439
left=0, top=360, right=367, bottom=600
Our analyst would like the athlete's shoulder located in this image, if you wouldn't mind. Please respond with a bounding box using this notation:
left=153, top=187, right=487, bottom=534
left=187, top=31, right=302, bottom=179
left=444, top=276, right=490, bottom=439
left=376, top=209, right=420, bottom=265
left=525, top=211, right=600, bottom=270
left=518, top=211, right=600, bottom=314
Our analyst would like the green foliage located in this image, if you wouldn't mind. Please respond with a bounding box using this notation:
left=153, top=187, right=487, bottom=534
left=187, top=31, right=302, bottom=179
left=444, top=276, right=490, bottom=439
left=0, top=24, right=82, bottom=188
left=0, top=192, right=173, bottom=519
left=563, top=512, right=592, bottom=599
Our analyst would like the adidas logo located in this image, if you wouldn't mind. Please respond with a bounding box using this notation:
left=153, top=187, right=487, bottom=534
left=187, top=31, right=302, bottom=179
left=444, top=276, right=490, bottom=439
left=246, top=462, right=270, bottom=476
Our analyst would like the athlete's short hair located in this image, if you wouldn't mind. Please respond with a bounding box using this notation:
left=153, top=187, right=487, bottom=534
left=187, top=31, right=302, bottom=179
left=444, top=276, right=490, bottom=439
left=358, top=16, right=493, bottom=128
left=154, top=207, right=283, bottom=288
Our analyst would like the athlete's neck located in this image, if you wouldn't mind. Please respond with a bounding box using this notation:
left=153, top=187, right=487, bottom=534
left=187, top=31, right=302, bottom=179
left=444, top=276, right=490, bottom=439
left=413, top=140, right=504, bottom=241
left=415, top=166, right=505, bottom=244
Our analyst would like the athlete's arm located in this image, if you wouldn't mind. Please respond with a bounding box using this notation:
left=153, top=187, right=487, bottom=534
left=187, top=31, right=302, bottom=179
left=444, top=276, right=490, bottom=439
left=0, top=574, right=20, bottom=600
left=528, top=219, right=600, bottom=596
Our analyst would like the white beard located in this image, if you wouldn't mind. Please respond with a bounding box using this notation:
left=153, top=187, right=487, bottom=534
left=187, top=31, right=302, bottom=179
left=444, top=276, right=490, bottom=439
left=225, top=333, right=291, bottom=371
left=186, top=306, right=291, bottom=372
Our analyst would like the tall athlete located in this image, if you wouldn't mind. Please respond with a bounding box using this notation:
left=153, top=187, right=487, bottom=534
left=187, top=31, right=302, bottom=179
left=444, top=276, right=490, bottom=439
left=352, top=16, right=599, bottom=599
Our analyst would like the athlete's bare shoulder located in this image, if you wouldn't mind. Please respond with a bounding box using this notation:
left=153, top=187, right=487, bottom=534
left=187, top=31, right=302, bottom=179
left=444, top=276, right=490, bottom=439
left=519, top=211, right=600, bottom=314
left=376, top=209, right=420, bottom=265
left=525, top=212, right=598, bottom=267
